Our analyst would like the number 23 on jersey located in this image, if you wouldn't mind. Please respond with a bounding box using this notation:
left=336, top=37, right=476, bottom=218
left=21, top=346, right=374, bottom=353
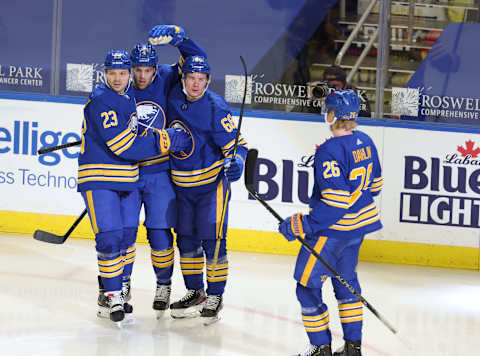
left=101, top=110, right=118, bottom=129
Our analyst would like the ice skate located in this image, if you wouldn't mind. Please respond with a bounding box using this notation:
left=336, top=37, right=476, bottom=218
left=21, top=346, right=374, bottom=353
left=295, top=344, right=332, bottom=356
left=170, top=289, right=206, bottom=319
left=121, top=278, right=134, bottom=324
left=333, top=340, right=361, bottom=356
left=200, top=294, right=223, bottom=326
left=97, top=290, right=125, bottom=328
left=97, top=276, right=132, bottom=320
left=153, top=284, right=171, bottom=319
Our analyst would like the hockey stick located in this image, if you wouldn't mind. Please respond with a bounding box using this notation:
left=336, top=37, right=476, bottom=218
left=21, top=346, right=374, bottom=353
left=244, top=148, right=398, bottom=335
left=37, top=140, right=81, bottom=155
left=231, top=55, right=248, bottom=158
left=33, top=209, right=87, bottom=244
left=209, top=56, right=249, bottom=284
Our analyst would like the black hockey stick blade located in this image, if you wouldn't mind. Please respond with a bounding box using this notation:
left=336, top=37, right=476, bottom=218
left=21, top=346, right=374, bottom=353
left=33, top=229, right=69, bottom=244
left=33, top=209, right=87, bottom=244
left=38, top=140, right=81, bottom=155
left=243, top=148, right=398, bottom=335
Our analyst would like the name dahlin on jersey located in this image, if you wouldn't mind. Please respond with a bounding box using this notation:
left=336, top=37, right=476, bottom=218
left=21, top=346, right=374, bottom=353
left=401, top=139, right=480, bottom=228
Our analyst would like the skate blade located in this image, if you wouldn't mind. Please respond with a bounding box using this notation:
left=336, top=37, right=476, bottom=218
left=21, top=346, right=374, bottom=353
left=155, top=309, right=166, bottom=320
left=171, top=310, right=201, bottom=319
left=202, top=315, right=220, bottom=326
left=170, top=303, right=204, bottom=319
left=97, top=307, right=110, bottom=319
left=122, top=313, right=135, bottom=326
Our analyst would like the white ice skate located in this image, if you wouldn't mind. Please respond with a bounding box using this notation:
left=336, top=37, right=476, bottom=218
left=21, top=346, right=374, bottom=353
left=97, top=290, right=125, bottom=328
left=153, top=284, right=171, bottom=320
left=201, top=294, right=223, bottom=326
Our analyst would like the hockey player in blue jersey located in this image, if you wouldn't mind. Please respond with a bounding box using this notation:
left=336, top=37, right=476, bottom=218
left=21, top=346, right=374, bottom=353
left=166, top=55, right=248, bottom=323
left=278, top=90, right=383, bottom=356
left=120, top=25, right=207, bottom=319
left=78, top=49, right=189, bottom=326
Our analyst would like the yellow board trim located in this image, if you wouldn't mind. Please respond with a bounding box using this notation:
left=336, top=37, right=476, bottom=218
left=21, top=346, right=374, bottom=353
left=1, top=210, right=479, bottom=270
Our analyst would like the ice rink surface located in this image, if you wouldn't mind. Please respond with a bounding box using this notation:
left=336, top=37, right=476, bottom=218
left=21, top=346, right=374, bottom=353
left=1, top=233, right=479, bottom=356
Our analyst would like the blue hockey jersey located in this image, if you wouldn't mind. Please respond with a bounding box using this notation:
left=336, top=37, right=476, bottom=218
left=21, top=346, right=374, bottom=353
left=134, top=38, right=206, bottom=175
left=167, top=83, right=248, bottom=192
left=304, top=130, right=383, bottom=238
left=78, top=83, right=164, bottom=192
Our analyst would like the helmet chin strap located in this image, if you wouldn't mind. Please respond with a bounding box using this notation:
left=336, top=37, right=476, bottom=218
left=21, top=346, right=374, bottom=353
left=181, top=75, right=211, bottom=100
left=325, top=112, right=337, bottom=126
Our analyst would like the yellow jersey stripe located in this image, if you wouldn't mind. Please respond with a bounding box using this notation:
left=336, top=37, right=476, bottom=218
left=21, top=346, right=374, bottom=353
left=336, top=206, right=379, bottom=225
left=79, top=163, right=138, bottom=170
left=171, top=166, right=222, bottom=183
left=107, top=127, right=131, bottom=147
left=331, top=215, right=380, bottom=231
left=114, top=134, right=136, bottom=155
left=78, top=169, right=139, bottom=178
left=78, top=176, right=138, bottom=184
left=171, top=159, right=224, bottom=177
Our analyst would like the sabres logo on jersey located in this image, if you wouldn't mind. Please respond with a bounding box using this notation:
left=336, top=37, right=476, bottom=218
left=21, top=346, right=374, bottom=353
left=169, top=120, right=194, bottom=159
left=136, top=101, right=166, bottom=133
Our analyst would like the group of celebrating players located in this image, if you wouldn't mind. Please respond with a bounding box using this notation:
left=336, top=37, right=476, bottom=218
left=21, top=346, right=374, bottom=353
left=77, top=23, right=383, bottom=356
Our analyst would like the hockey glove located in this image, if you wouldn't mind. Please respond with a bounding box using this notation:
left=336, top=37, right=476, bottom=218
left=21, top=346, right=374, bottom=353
left=166, top=127, right=191, bottom=152
left=149, top=25, right=185, bottom=46
left=278, top=213, right=312, bottom=242
left=224, top=156, right=244, bottom=182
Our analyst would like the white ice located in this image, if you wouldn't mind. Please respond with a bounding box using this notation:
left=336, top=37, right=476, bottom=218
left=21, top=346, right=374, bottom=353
left=1, top=233, right=479, bottom=356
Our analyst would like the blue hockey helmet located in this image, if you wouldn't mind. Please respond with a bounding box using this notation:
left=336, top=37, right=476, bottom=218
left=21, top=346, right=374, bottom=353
left=325, top=89, right=360, bottom=121
left=104, top=50, right=132, bottom=70
left=130, top=43, right=158, bottom=67
left=181, top=55, right=210, bottom=76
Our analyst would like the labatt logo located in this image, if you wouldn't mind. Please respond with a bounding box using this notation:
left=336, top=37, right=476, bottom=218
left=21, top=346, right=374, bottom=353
left=401, top=140, right=480, bottom=228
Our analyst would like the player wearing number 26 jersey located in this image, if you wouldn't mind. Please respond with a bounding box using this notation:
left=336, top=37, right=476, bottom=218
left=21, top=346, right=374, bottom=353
left=278, top=89, right=383, bottom=356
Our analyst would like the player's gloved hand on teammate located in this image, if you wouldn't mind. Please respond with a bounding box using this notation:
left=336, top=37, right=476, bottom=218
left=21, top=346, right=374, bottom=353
left=166, top=127, right=190, bottom=152
left=224, top=156, right=244, bottom=182
left=278, top=213, right=312, bottom=242
left=149, top=25, right=185, bottom=46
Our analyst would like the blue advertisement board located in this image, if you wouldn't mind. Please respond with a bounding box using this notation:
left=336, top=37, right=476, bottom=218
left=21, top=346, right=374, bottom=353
left=0, top=2, right=52, bottom=93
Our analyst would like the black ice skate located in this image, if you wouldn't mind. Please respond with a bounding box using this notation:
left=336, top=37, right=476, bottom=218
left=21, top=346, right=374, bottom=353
left=170, top=289, right=206, bottom=318
left=153, top=284, right=171, bottom=319
left=200, top=294, right=223, bottom=326
left=98, top=276, right=132, bottom=321
left=296, top=344, right=332, bottom=356
left=333, top=340, right=361, bottom=356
